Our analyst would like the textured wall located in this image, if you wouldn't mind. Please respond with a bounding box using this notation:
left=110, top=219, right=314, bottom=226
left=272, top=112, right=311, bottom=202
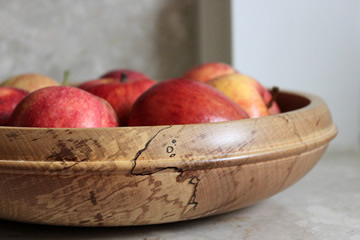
left=0, top=0, right=197, bottom=83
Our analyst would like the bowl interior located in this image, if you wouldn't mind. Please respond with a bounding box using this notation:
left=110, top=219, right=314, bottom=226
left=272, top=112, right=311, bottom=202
left=277, top=91, right=311, bottom=113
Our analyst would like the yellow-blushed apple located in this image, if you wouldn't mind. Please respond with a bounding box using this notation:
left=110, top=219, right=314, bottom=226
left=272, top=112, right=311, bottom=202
left=207, top=73, right=280, bottom=118
left=182, top=62, right=236, bottom=83
left=1, top=73, right=59, bottom=92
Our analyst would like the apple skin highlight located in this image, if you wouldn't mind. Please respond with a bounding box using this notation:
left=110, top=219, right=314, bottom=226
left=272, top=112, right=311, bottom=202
left=0, top=87, right=28, bottom=126
left=182, top=62, right=236, bottom=83
left=128, top=78, right=249, bottom=126
left=79, top=70, right=156, bottom=126
left=9, top=86, right=118, bottom=128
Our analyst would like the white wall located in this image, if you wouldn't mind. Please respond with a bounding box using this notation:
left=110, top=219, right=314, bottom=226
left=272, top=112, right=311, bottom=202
left=200, top=0, right=360, bottom=153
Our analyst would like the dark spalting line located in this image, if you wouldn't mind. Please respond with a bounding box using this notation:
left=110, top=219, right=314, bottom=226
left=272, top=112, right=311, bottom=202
left=65, top=129, right=73, bottom=134
left=46, top=138, right=105, bottom=172
left=94, top=212, right=104, bottom=225
left=6, top=132, right=20, bottom=138
left=89, top=191, right=97, bottom=206
left=79, top=220, right=90, bottom=225
left=280, top=115, right=303, bottom=142
left=316, top=117, right=321, bottom=126
left=129, top=125, right=200, bottom=213
left=48, top=160, right=86, bottom=173
left=45, top=129, right=59, bottom=139
left=237, top=138, right=254, bottom=152
left=280, top=115, right=290, bottom=123
left=129, top=125, right=172, bottom=175
left=92, top=139, right=102, bottom=149
left=187, top=176, right=200, bottom=212
left=292, top=122, right=302, bottom=140
left=5, top=132, right=20, bottom=141
left=277, top=158, right=297, bottom=192
left=132, top=166, right=184, bottom=176
left=47, top=139, right=101, bottom=162
left=47, top=140, right=77, bottom=161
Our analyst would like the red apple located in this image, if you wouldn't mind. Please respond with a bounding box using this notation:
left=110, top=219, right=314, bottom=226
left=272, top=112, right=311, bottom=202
left=182, top=62, right=236, bottom=83
left=78, top=69, right=154, bottom=91
left=1, top=73, right=59, bottom=92
left=128, top=78, right=249, bottom=126
left=79, top=73, right=156, bottom=126
left=100, top=69, right=150, bottom=81
left=207, top=73, right=280, bottom=118
left=10, top=86, right=118, bottom=128
left=0, top=87, right=28, bottom=126
left=77, top=78, right=117, bottom=92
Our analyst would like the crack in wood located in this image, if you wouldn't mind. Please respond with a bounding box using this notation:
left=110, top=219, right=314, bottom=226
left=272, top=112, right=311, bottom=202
left=129, top=125, right=200, bottom=213
left=130, top=125, right=172, bottom=175
left=187, top=176, right=200, bottom=212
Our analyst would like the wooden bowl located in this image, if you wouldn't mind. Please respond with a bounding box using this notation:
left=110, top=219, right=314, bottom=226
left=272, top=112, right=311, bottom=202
left=0, top=90, right=337, bottom=226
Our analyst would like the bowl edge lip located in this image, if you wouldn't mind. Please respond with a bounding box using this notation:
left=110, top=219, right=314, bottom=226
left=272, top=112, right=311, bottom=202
left=0, top=125, right=337, bottom=175
left=0, top=89, right=338, bottom=174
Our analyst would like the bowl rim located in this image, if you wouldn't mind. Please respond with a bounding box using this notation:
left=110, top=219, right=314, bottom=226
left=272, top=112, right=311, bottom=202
left=0, top=90, right=338, bottom=175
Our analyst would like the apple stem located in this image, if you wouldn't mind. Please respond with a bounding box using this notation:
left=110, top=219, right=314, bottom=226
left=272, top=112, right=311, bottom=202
left=267, top=86, right=279, bottom=108
left=120, top=73, right=128, bottom=83
left=62, top=70, right=70, bottom=86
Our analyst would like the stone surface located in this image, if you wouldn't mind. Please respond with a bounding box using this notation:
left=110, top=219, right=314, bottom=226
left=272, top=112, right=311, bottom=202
left=0, top=151, right=359, bottom=239
left=0, top=0, right=197, bottom=83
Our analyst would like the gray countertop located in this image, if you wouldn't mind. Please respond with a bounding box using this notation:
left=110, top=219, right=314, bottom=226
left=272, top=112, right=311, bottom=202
left=1, top=151, right=359, bottom=240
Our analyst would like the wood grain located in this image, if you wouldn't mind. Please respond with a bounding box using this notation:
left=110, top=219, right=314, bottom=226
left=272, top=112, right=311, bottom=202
left=0, top=91, right=337, bottom=226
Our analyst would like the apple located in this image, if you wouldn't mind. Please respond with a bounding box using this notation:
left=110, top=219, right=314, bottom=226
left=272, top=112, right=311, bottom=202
left=78, top=69, right=154, bottom=92
left=77, top=78, right=117, bottom=92
left=10, top=86, right=118, bottom=128
left=78, top=73, right=156, bottom=126
left=262, top=86, right=281, bottom=115
left=182, top=62, right=236, bottom=83
left=128, top=78, right=249, bottom=126
left=0, top=87, right=28, bottom=126
left=100, top=69, right=150, bottom=81
left=1, top=73, right=59, bottom=92
left=207, top=73, right=280, bottom=118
